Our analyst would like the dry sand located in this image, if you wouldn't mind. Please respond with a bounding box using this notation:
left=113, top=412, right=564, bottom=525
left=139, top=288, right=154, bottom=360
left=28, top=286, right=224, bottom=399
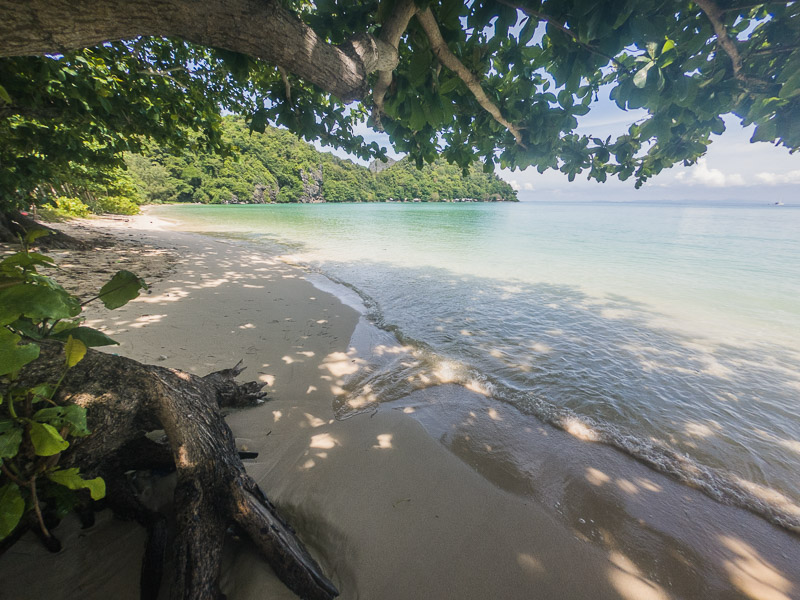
left=2, top=212, right=799, bottom=600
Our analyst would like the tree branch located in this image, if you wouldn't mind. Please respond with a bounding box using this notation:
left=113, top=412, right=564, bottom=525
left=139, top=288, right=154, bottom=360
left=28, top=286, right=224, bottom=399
left=0, top=0, right=390, bottom=102
left=371, top=0, right=418, bottom=129
left=416, top=8, right=527, bottom=148
left=497, top=0, right=629, bottom=73
left=695, top=0, right=769, bottom=90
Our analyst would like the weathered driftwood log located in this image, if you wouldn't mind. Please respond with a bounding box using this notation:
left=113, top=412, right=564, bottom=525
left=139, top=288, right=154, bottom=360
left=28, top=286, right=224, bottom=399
left=15, top=341, right=339, bottom=600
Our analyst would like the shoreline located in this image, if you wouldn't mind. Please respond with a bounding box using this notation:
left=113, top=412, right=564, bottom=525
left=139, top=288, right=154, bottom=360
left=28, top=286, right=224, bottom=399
left=2, top=212, right=798, bottom=599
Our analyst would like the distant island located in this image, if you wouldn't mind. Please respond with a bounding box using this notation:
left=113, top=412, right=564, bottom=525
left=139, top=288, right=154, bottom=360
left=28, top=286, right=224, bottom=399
left=126, top=117, right=517, bottom=205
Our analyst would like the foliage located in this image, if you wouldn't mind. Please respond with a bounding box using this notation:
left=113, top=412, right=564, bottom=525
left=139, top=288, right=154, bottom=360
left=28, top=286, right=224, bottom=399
left=364, top=0, right=800, bottom=186
left=51, top=197, right=91, bottom=219
left=127, top=117, right=517, bottom=203
left=3, top=2, right=799, bottom=208
left=0, top=37, right=380, bottom=212
left=0, top=229, right=147, bottom=543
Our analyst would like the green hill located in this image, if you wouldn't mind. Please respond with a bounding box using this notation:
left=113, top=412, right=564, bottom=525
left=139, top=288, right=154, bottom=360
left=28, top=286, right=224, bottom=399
left=127, top=117, right=517, bottom=205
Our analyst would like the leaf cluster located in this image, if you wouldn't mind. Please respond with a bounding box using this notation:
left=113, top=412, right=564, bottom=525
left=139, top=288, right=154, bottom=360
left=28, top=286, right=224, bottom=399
left=2, top=1, right=799, bottom=205
left=0, top=37, right=381, bottom=211
left=368, top=0, right=800, bottom=186
left=0, top=229, right=147, bottom=543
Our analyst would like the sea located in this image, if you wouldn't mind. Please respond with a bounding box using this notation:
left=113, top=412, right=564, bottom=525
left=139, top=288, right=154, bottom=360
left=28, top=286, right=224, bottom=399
left=151, top=200, right=800, bottom=531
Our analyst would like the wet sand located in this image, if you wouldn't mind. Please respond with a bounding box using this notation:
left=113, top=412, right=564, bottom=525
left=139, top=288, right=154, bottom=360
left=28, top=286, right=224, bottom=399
left=1, top=211, right=798, bottom=600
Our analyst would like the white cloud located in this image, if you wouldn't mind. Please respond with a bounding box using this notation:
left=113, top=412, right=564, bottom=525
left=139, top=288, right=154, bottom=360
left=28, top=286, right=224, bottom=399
left=755, top=169, right=800, bottom=185
left=674, top=158, right=746, bottom=187
left=523, top=182, right=534, bottom=191
left=509, top=179, right=520, bottom=190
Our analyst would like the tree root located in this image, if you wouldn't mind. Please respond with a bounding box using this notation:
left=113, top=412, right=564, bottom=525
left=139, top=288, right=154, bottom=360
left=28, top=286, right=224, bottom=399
left=12, top=342, right=339, bottom=600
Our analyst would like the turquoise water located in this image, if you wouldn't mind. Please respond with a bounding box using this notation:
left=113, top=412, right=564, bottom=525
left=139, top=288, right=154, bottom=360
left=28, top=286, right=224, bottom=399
left=152, top=201, right=800, bottom=529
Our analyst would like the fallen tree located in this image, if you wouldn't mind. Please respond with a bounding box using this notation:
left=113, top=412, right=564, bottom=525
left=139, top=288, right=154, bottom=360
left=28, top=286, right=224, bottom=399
left=0, top=235, right=337, bottom=599
left=9, top=341, right=339, bottom=600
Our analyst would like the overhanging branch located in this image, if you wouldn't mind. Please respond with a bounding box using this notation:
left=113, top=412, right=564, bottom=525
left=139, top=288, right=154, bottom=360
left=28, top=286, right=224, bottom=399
left=694, top=0, right=769, bottom=90
left=371, top=0, right=419, bottom=129
left=0, top=0, right=388, bottom=102
left=416, top=8, right=526, bottom=148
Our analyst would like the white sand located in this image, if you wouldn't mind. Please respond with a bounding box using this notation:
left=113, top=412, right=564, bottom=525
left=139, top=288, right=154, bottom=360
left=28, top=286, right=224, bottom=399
left=2, top=212, right=798, bottom=600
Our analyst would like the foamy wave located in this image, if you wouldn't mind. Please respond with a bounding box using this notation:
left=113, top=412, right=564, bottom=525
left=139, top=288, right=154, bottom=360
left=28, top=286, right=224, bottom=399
left=500, top=385, right=800, bottom=533
left=284, top=251, right=800, bottom=534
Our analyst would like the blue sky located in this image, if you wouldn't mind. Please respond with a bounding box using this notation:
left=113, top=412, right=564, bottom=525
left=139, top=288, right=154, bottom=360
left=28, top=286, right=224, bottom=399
left=318, top=93, right=800, bottom=204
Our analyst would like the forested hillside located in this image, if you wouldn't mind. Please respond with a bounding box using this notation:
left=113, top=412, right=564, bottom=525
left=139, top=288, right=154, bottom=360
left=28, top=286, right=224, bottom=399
left=127, top=117, right=517, bottom=205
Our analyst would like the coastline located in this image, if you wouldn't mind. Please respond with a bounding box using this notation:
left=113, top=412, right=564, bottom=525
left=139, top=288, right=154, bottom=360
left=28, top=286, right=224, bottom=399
left=2, top=210, right=798, bottom=600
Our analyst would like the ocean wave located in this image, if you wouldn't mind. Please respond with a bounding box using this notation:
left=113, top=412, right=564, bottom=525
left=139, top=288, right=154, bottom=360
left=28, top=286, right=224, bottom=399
left=310, top=269, right=800, bottom=534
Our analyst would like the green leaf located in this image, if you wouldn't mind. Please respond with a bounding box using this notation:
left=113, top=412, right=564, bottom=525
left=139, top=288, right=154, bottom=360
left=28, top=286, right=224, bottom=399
left=33, top=405, right=90, bottom=437
left=25, top=229, right=51, bottom=245
left=7, top=317, right=43, bottom=340
left=0, top=483, right=25, bottom=539
left=248, top=108, right=267, bottom=134
left=438, top=77, right=461, bottom=95
left=0, top=283, right=81, bottom=326
left=29, top=422, right=69, bottom=456
left=64, top=335, right=87, bottom=368
left=47, top=468, right=105, bottom=501
left=97, top=270, right=147, bottom=310
left=0, top=84, right=11, bottom=105
left=0, top=251, right=55, bottom=271
left=50, top=326, right=118, bottom=347
left=28, top=384, right=55, bottom=403
left=633, top=62, right=653, bottom=88
left=751, top=119, right=777, bottom=143
left=0, top=328, right=40, bottom=376
left=778, top=69, right=800, bottom=99
left=0, top=425, right=23, bottom=459
left=409, top=106, right=427, bottom=132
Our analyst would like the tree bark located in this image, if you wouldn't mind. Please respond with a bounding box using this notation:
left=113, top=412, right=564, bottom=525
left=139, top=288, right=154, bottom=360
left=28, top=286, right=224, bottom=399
left=12, top=341, right=338, bottom=600
left=0, top=0, right=388, bottom=102
left=0, top=211, right=86, bottom=249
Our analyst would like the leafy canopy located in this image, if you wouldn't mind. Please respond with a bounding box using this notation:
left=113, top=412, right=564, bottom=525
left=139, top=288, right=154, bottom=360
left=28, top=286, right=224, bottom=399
left=1, top=0, right=799, bottom=207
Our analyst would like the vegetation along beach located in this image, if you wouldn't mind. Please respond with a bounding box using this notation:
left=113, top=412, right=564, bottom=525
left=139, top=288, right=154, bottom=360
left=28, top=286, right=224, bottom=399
left=1, top=2, right=800, bottom=599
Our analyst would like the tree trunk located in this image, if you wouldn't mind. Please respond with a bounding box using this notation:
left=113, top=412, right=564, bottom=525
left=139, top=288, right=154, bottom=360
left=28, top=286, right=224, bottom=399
left=12, top=341, right=339, bottom=600
left=0, top=211, right=86, bottom=249
left=0, top=0, right=396, bottom=102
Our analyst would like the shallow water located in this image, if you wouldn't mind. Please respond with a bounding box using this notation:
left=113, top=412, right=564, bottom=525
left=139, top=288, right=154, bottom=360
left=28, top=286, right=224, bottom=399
left=152, top=201, right=800, bottom=530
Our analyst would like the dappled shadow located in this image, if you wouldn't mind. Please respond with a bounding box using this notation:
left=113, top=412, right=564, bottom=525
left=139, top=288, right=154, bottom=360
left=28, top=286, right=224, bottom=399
left=316, top=258, right=800, bottom=531
left=399, top=385, right=800, bottom=600
left=61, top=221, right=800, bottom=600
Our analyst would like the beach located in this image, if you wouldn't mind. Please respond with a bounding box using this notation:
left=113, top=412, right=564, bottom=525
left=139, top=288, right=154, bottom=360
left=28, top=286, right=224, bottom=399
left=1, top=211, right=798, bottom=600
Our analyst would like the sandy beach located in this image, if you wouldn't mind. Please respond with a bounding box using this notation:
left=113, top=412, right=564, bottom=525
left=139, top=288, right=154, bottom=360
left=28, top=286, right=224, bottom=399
left=2, top=211, right=799, bottom=600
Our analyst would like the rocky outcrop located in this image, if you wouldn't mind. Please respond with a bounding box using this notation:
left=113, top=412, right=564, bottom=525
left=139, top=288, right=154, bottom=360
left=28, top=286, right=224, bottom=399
left=299, top=164, right=324, bottom=203
left=367, top=157, right=397, bottom=174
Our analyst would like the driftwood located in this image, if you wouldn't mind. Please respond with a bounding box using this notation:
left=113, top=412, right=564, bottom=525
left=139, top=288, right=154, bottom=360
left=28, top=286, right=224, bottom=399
left=13, top=341, right=339, bottom=600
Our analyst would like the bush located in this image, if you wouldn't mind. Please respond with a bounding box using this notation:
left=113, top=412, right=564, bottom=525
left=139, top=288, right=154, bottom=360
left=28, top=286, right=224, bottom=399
left=87, top=195, right=140, bottom=215
left=38, top=196, right=91, bottom=221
